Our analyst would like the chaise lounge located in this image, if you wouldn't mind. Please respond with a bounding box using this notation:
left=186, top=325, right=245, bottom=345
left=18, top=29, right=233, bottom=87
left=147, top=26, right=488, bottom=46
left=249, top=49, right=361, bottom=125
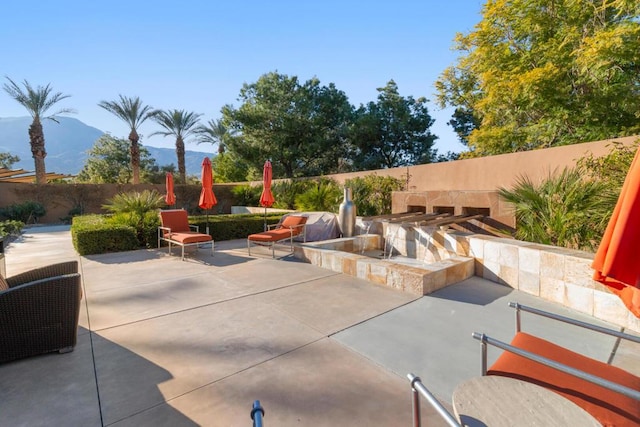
left=158, top=209, right=214, bottom=261
left=247, top=215, right=308, bottom=258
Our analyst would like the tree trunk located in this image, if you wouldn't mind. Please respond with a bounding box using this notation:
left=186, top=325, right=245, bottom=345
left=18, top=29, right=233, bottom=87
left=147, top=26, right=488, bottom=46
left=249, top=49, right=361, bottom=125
left=176, top=136, right=186, bottom=183
left=28, top=117, right=47, bottom=184
left=129, top=129, right=140, bottom=184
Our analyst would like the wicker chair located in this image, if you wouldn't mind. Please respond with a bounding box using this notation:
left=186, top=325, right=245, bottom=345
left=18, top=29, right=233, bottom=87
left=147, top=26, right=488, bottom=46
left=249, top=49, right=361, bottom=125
left=0, top=261, right=82, bottom=363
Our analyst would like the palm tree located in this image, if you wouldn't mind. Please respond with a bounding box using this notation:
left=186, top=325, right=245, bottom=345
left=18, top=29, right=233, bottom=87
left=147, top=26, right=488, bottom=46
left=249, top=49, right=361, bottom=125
left=195, top=118, right=230, bottom=154
left=97, top=95, right=156, bottom=184
left=151, top=110, right=202, bottom=183
left=2, top=77, right=74, bottom=184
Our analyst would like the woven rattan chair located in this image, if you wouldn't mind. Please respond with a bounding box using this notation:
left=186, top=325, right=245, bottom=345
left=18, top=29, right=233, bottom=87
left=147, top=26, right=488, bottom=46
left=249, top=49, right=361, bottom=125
left=0, top=261, right=82, bottom=363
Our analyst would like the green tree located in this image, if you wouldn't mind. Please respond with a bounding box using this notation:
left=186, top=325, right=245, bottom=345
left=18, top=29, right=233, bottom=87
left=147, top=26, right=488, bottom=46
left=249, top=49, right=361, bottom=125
left=0, top=152, right=20, bottom=169
left=350, top=80, right=437, bottom=169
left=151, top=109, right=202, bottom=184
left=436, top=0, right=640, bottom=156
left=76, top=134, right=162, bottom=183
left=211, top=151, right=252, bottom=183
left=195, top=118, right=231, bottom=154
left=98, top=95, right=157, bottom=184
left=222, top=72, right=354, bottom=178
left=2, top=78, right=74, bottom=183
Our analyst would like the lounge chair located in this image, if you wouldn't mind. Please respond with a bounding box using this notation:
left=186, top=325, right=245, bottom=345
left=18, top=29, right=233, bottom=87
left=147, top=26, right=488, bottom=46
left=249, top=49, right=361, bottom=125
left=247, top=215, right=308, bottom=258
left=0, top=261, right=82, bottom=363
left=158, top=209, right=214, bottom=261
left=473, top=302, right=640, bottom=426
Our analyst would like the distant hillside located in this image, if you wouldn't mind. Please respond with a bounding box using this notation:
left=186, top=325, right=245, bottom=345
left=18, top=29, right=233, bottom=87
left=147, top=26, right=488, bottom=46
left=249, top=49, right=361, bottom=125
left=0, top=116, right=211, bottom=176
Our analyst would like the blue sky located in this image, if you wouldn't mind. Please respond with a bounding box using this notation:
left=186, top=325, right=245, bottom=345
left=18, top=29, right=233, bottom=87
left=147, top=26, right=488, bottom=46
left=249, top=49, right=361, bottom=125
left=0, top=1, right=484, bottom=156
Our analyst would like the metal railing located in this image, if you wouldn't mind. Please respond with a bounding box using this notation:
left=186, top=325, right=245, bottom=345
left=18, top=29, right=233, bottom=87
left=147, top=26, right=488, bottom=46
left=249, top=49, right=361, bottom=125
left=407, top=374, right=461, bottom=427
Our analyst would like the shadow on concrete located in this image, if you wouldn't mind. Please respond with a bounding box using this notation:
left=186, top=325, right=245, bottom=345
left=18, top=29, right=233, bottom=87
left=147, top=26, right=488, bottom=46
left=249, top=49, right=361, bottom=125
left=430, top=277, right=513, bottom=306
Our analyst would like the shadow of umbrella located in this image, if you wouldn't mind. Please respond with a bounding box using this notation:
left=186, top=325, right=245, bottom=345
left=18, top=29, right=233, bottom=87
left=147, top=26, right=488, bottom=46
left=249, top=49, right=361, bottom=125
left=165, top=172, right=176, bottom=207
left=199, top=157, right=217, bottom=234
left=592, top=146, right=640, bottom=317
left=260, top=160, right=275, bottom=231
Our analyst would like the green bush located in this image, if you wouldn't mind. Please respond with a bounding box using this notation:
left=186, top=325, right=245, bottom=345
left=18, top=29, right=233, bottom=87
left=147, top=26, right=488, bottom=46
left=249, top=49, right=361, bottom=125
left=107, top=211, right=160, bottom=248
left=0, top=220, right=25, bottom=238
left=498, top=168, right=609, bottom=251
left=231, top=184, right=262, bottom=207
left=272, top=179, right=314, bottom=210
left=294, top=178, right=341, bottom=212
left=190, top=213, right=283, bottom=241
left=71, top=215, right=140, bottom=255
left=102, top=190, right=164, bottom=247
left=0, top=201, right=46, bottom=223
left=345, top=175, right=403, bottom=216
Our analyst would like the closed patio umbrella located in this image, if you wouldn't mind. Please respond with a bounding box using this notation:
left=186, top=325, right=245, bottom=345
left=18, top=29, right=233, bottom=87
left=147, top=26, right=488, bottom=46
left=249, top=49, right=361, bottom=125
left=165, top=172, right=176, bottom=206
left=260, top=160, right=275, bottom=231
left=592, top=146, right=640, bottom=317
left=198, top=157, right=217, bottom=233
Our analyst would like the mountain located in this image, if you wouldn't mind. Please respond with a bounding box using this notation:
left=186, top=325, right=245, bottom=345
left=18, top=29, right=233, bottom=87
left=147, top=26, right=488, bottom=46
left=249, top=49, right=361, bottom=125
left=0, top=116, right=211, bottom=176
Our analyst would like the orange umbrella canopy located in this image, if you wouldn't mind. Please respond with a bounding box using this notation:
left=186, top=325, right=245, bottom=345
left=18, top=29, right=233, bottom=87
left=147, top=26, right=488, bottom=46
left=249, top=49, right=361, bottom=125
left=198, top=157, right=217, bottom=210
left=165, top=172, right=176, bottom=206
left=592, top=146, right=640, bottom=317
left=260, top=160, right=275, bottom=208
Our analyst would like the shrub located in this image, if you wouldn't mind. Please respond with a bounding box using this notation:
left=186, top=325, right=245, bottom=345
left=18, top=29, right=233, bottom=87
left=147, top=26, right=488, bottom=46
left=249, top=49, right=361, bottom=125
left=0, top=220, right=25, bottom=238
left=272, top=179, right=314, bottom=210
left=498, top=168, right=609, bottom=251
left=231, top=184, right=261, bottom=207
left=102, top=190, right=164, bottom=246
left=0, top=201, right=46, bottom=223
left=71, top=215, right=140, bottom=255
left=345, top=175, right=403, bottom=216
left=294, top=178, right=342, bottom=212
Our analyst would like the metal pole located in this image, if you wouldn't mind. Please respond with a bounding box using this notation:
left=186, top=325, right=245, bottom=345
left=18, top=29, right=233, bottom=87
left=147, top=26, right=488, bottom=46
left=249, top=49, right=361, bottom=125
left=407, top=374, right=460, bottom=427
left=514, top=302, right=521, bottom=333
left=251, top=400, right=264, bottom=427
left=409, top=375, right=421, bottom=427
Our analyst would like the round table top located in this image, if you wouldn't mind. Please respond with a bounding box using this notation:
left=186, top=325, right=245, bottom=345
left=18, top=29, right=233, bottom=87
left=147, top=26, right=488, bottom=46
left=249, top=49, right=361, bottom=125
left=452, top=376, right=600, bottom=427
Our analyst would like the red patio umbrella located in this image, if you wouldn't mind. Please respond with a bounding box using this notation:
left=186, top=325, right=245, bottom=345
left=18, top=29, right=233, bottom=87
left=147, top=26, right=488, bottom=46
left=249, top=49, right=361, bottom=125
left=198, top=157, right=217, bottom=233
left=260, top=160, right=275, bottom=231
left=592, top=146, right=640, bottom=318
left=165, top=172, right=176, bottom=206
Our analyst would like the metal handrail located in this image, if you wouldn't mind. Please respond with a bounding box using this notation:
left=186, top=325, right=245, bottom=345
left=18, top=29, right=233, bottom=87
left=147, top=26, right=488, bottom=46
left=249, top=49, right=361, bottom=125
left=472, top=332, right=640, bottom=401
left=407, top=374, right=461, bottom=427
left=251, top=400, right=264, bottom=427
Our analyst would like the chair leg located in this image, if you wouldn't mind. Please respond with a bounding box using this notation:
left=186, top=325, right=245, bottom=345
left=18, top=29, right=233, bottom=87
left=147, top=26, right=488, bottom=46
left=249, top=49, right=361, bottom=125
left=211, top=240, right=214, bottom=257
left=181, top=245, right=185, bottom=261
left=271, top=242, right=275, bottom=258
left=247, top=239, right=251, bottom=256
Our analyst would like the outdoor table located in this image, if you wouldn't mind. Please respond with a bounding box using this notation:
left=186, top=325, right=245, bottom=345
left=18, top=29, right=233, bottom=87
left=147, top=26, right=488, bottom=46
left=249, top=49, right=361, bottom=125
left=452, top=375, right=600, bottom=426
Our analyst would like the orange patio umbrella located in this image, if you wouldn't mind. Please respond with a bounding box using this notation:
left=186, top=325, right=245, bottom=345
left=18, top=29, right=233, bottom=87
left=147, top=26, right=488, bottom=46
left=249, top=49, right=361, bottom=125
left=198, top=157, right=217, bottom=233
left=260, top=160, right=275, bottom=231
left=592, top=146, right=640, bottom=318
left=165, top=172, right=176, bottom=206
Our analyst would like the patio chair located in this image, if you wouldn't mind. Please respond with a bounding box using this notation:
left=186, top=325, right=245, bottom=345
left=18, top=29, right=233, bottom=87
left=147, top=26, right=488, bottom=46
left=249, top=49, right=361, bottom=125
left=247, top=215, right=308, bottom=258
left=473, top=302, right=640, bottom=426
left=0, top=261, right=82, bottom=363
left=158, top=209, right=214, bottom=261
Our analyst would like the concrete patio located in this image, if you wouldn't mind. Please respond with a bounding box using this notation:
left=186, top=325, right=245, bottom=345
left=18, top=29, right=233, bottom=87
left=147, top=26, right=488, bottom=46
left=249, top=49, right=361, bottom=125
left=1, top=225, right=638, bottom=426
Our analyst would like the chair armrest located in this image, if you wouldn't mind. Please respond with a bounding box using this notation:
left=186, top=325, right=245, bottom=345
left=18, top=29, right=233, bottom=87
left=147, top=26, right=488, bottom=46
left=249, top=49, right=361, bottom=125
left=6, top=261, right=78, bottom=288
left=509, top=302, right=640, bottom=344
left=189, top=224, right=200, bottom=232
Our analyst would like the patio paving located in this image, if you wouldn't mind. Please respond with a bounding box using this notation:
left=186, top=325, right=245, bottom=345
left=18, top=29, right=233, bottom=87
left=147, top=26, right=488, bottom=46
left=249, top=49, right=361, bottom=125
left=0, top=225, right=638, bottom=426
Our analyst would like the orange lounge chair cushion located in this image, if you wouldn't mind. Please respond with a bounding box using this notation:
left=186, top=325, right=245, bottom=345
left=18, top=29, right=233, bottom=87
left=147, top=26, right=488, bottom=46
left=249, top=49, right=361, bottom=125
left=248, top=229, right=294, bottom=243
left=280, top=215, right=307, bottom=230
left=159, top=210, right=192, bottom=234
left=165, top=232, right=212, bottom=244
left=487, top=332, right=640, bottom=426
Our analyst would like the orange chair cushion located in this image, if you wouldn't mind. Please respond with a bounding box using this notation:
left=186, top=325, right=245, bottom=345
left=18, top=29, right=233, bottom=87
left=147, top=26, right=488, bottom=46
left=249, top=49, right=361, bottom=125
left=165, top=232, right=212, bottom=245
left=281, top=215, right=307, bottom=231
left=248, top=229, right=293, bottom=243
left=159, top=210, right=192, bottom=234
left=487, top=332, right=640, bottom=426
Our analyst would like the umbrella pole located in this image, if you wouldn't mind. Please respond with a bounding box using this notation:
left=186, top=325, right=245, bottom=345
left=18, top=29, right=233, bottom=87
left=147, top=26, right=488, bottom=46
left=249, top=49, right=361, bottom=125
left=264, top=206, right=267, bottom=232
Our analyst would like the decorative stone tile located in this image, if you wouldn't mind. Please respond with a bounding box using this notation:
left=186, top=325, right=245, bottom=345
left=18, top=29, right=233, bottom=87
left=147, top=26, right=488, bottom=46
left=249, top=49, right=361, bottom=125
left=454, top=234, right=470, bottom=256
left=519, top=247, right=540, bottom=274
left=356, top=259, right=373, bottom=280
left=540, top=277, right=564, bottom=305
left=443, top=233, right=457, bottom=253
left=367, top=262, right=388, bottom=286
left=423, top=269, right=447, bottom=294
left=563, top=283, right=594, bottom=316
left=474, top=259, right=484, bottom=277
left=518, top=271, right=540, bottom=296
left=445, top=258, right=474, bottom=285
left=484, top=241, right=501, bottom=264
left=468, top=237, right=485, bottom=259
left=342, top=255, right=362, bottom=277
left=499, top=244, right=519, bottom=268
left=499, top=266, right=519, bottom=289
left=540, top=251, right=565, bottom=280
left=593, top=290, right=630, bottom=327
left=482, top=260, right=500, bottom=284
left=564, top=255, right=596, bottom=289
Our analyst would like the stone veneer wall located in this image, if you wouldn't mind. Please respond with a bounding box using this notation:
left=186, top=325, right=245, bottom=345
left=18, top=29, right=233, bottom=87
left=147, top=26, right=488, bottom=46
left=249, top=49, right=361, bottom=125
left=449, top=232, right=640, bottom=333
